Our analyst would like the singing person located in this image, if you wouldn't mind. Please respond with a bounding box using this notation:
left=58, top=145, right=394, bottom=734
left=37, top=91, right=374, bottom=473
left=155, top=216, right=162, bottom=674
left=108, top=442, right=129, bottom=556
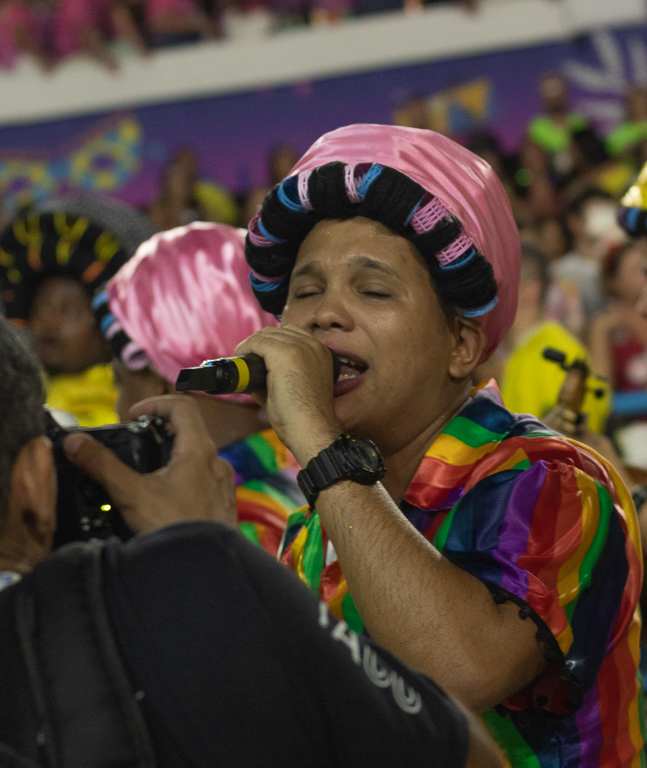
left=236, top=124, right=645, bottom=768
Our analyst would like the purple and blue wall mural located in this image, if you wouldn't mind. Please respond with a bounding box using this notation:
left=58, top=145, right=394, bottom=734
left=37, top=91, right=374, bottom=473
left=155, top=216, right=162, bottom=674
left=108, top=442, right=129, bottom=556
left=0, top=25, right=645, bottom=212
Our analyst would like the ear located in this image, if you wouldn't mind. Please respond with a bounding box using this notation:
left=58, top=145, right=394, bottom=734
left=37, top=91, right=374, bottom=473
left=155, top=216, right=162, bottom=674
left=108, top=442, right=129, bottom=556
left=7, top=436, right=57, bottom=557
left=448, top=316, right=489, bottom=379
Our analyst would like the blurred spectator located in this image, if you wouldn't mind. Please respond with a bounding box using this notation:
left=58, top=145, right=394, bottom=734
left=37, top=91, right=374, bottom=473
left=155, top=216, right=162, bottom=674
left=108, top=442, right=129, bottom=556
left=393, top=94, right=429, bottom=130
left=526, top=73, right=588, bottom=180
left=0, top=197, right=155, bottom=426
left=0, top=0, right=488, bottom=69
left=553, top=187, right=625, bottom=326
left=149, top=147, right=237, bottom=230
left=94, top=222, right=303, bottom=556
left=0, top=215, right=120, bottom=425
left=0, top=0, right=54, bottom=71
left=589, top=240, right=647, bottom=390
left=113, top=0, right=214, bottom=51
left=268, top=143, right=298, bottom=185
left=239, top=185, right=268, bottom=228
left=536, top=216, right=585, bottom=339
left=53, top=0, right=119, bottom=71
left=146, top=0, right=214, bottom=45
left=500, top=242, right=609, bottom=432
left=607, top=85, right=647, bottom=170
left=238, top=142, right=298, bottom=227
left=468, top=132, right=528, bottom=221
left=565, top=127, right=634, bottom=201
left=538, top=216, right=571, bottom=262
left=522, top=73, right=588, bottom=218
left=111, top=0, right=151, bottom=56
left=400, top=0, right=477, bottom=13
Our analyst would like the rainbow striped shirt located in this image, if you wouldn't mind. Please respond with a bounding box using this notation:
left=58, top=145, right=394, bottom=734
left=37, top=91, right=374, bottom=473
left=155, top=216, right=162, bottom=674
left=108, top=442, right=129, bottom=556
left=220, top=429, right=304, bottom=557
left=279, top=385, right=645, bottom=768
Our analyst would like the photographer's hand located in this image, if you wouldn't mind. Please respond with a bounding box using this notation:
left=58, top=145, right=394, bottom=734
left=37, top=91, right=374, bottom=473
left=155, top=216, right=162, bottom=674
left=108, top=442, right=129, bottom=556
left=63, top=395, right=238, bottom=534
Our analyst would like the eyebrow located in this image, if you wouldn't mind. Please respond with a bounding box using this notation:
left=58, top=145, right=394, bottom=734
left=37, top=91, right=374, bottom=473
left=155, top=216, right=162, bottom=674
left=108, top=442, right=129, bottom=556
left=292, top=255, right=400, bottom=280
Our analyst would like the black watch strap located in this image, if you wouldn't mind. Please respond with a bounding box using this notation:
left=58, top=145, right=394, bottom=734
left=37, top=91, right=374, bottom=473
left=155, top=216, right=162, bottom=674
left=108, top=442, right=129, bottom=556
left=297, top=435, right=385, bottom=508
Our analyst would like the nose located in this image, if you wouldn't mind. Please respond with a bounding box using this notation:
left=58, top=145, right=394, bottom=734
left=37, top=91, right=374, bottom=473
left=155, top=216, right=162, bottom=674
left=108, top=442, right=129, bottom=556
left=31, top=305, right=61, bottom=334
left=309, top=289, right=355, bottom=334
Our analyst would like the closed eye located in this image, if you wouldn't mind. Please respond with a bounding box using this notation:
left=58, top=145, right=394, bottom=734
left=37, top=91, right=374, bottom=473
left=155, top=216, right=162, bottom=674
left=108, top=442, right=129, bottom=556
left=360, top=286, right=392, bottom=298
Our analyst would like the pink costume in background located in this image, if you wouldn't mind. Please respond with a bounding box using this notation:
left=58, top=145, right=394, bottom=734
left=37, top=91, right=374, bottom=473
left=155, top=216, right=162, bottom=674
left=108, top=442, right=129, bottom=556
left=54, top=0, right=113, bottom=58
left=105, top=222, right=297, bottom=557
left=106, top=222, right=278, bottom=389
left=289, top=124, right=521, bottom=362
left=0, top=1, right=48, bottom=68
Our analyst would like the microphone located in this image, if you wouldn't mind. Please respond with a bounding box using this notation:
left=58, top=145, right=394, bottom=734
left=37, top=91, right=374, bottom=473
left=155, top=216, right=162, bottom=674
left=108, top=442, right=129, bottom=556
left=175, top=349, right=341, bottom=395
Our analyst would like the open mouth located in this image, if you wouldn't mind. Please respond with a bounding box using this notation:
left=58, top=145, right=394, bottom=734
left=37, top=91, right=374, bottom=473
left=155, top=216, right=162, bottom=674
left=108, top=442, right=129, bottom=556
left=331, top=350, right=369, bottom=397
left=337, top=354, right=368, bottom=381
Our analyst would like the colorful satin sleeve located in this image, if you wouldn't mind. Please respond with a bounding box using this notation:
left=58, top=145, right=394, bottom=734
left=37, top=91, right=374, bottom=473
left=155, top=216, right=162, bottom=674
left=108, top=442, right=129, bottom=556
left=237, top=477, right=298, bottom=557
left=221, top=429, right=304, bottom=558
left=435, top=459, right=636, bottom=715
left=278, top=384, right=645, bottom=768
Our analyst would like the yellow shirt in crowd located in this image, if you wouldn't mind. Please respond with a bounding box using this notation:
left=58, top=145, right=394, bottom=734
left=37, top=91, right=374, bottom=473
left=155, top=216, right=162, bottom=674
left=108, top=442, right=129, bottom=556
left=501, top=321, right=610, bottom=434
left=46, top=363, right=118, bottom=427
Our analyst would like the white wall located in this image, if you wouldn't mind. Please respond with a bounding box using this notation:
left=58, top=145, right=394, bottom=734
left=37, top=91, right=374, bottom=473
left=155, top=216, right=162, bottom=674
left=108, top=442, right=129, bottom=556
left=0, top=0, right=644, bottom=128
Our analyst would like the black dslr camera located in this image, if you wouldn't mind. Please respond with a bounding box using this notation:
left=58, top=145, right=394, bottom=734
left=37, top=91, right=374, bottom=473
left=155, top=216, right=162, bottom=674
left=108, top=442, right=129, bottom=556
left=45, top=411, right=174, bottom=549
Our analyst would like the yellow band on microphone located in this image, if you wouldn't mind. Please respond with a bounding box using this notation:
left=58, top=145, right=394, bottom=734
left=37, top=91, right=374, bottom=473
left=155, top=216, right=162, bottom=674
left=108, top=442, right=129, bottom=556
left=232, top=357, right=250, bottom=394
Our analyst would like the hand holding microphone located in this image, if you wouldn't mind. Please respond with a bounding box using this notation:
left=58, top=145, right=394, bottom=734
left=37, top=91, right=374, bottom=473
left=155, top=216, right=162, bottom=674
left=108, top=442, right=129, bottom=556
left=176, top=348, right=341, bottom=395
left=180, top=325, right=345, bottom=466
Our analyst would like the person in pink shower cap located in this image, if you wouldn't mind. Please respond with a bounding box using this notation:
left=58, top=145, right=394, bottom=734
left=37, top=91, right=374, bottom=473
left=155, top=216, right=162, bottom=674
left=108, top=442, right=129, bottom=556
left=92, top=222, right=304, bottom=556
left=237, top=124, right=643, bottom=767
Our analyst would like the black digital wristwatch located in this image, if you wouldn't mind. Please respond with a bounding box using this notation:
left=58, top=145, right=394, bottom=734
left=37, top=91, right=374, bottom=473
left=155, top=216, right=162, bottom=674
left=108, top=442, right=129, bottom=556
left=297, top=434, right=386, bottom=508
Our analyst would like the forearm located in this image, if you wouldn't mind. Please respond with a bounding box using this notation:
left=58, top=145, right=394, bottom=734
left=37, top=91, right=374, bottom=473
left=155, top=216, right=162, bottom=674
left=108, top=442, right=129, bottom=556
left=315, top=480, right=545, bottom=711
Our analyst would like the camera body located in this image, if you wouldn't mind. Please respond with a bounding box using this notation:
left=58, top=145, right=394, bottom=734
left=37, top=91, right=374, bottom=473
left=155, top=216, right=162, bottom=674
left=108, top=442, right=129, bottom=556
left=46, top=411, right=174, bottom=548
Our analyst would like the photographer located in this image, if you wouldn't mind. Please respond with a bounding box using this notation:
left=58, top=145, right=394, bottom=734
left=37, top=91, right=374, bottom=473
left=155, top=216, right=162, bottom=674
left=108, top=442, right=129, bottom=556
left=0, top=316, right=500, bottom=768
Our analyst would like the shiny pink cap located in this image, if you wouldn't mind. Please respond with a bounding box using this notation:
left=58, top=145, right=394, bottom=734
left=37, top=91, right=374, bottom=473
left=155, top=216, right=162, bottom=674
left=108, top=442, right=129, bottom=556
left=107, top=222, right=278, bottom=398
left=290, top=124, right=520, bottom=360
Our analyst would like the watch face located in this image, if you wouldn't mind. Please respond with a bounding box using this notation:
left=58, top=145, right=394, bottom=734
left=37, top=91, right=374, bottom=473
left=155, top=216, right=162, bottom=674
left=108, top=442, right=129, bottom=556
left=342, top=436, right=385, bottom=483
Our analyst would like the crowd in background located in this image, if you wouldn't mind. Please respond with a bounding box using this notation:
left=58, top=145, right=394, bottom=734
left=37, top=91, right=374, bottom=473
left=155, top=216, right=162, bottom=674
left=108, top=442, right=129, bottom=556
left=2, top=67, right=647, bottom=471
left=0, top=0, right=477, bottom=72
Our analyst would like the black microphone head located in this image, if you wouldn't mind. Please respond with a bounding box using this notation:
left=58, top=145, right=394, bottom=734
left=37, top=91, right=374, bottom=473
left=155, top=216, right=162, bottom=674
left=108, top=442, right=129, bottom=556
left=175, top=364, right=225, bottom=393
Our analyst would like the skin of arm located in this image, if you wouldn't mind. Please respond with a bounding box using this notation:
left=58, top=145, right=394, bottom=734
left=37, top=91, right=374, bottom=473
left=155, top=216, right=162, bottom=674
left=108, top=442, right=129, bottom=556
left=235, top=325, right=547, bottom=713
left=302, top=480, right=545, bottom=713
